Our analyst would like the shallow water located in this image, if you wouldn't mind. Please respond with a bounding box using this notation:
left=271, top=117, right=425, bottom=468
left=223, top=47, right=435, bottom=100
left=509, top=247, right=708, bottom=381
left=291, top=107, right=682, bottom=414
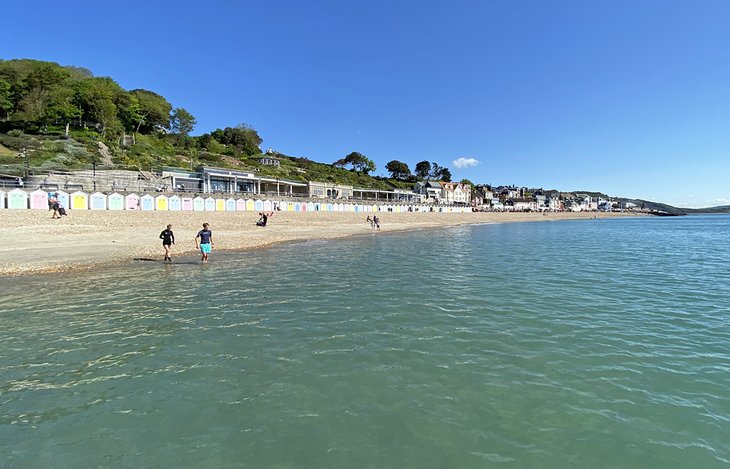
left=2, top=215, right=730, bottom=467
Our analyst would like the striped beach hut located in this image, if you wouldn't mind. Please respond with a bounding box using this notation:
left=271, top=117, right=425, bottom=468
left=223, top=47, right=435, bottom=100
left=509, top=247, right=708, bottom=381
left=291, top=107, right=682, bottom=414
left=70, top=191, right=89, bottom=210
left=168, top=195, right=181, bottom=211
left=108, top=193, right=124, bottom=210
left=90, top=192, right=107, bottom=210
left=125, top=193, right=140, bottom=210
left=193, top=197, right=204, bottom=211
left=30, top=189, right=48, bottom=209
left=246, top=199, right=255, bottom=211
left=140, top=194, right=154, bottom=211
left=181, top=197, right=193, bottom=211
left=236, top=198, right=246, bottom=211
left=7, top=189, right=28, bottom=209
left=215, top=198, right=225, bottom=211
left=204, top=197, right=216, bottom=211
left=155, top=195, right=169, bottom=211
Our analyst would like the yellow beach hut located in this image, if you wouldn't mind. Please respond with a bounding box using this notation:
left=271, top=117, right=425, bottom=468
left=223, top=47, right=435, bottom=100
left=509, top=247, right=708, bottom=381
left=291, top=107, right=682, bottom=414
left=70, top=191, right=88, bottom=210
left=246, top=199, right=255, bottom=211
left=216, top=198, right=226, bottom=211
left=155, top=195, right=169, bottom=211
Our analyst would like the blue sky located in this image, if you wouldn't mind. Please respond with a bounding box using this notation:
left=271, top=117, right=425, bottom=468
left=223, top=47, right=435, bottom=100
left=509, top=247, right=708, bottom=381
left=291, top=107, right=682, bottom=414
left=2, top=0, right=729, bottom=207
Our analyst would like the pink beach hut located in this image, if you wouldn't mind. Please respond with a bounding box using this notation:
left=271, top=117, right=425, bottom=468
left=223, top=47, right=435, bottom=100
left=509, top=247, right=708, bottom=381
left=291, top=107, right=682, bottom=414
left=168, top=195, right=181, bottom=211
left=89, top=192, right=107, bottom=210
left=125, top=193, right=140, bottom=210
left=108, top=193, right=124, bottom=211
left=70, top=191, right=88, bottom=210
left=7, top=189, right=28, bottom=209
left=236, top=198, right=246, bottom=211
left=30, top=189, right=48, bottom=209
left=181, top=197, right=193, bottom=211
left=140, top=194, right=154, bottom=211
left=193, top=197, right=204, bottom=211
left=155, top=195, right=169, bottom=211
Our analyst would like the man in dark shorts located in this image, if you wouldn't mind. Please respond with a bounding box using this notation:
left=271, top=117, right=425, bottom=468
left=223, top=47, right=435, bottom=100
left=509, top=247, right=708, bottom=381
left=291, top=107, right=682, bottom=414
left=159, top=224, right=175, bottom=261
left=195, top=222, right=214, bottom=263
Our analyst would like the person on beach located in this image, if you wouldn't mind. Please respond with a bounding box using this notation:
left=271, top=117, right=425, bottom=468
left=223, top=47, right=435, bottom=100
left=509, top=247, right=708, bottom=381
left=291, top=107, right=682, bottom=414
left=195, top=223, right=214, bottom=262
left=366, top=215, right=373, bottom=228
left=256, top=212, right=273, bottom=227
left=373, top=215, right=380, bottom=230
left=159, top=224, right=175, bottom=261
left=49, top=194, right=61, bottom=219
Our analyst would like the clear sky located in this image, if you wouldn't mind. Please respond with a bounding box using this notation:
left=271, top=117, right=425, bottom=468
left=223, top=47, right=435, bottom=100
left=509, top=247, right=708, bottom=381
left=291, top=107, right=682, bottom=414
left=2, top=0, right=729, bottom=207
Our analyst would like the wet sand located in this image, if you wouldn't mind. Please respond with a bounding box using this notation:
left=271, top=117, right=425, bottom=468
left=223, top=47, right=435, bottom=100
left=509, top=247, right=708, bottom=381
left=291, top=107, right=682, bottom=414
left=0, top=209, right=642, bottom=276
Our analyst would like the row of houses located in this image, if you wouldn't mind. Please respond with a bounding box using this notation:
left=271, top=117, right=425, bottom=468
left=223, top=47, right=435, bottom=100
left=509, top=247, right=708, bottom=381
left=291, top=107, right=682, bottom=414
left=471, top=185, right=625, bottom=212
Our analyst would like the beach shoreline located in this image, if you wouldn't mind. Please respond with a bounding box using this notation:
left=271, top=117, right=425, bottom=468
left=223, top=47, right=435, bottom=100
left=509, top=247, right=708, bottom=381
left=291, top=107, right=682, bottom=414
left=0, top=210, right=644, bottom=277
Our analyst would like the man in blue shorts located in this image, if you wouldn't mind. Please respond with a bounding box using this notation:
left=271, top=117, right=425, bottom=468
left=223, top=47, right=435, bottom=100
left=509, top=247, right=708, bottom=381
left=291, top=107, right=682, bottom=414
left=195, top=222, right=214, bottom=263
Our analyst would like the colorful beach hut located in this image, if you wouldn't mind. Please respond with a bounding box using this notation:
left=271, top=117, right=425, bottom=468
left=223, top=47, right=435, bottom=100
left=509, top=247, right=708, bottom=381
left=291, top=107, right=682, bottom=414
left=193, top=197, right=205, bottom=211
left=262, top=199, right=272, bottom=211
left=215, top=198, right=226, bottom=211
left=70, top=191, right=88, bottom=210
left=181, top=197, right=193, bottom=211
left=168, top=195, right=181, bottom=211
left=226, top=198, right=236, bottom=211
left=108, top=193, right=124, bottom=210
left=125, top=193, right=140, bottom=210
left=140, top=194, right=154, bottom=211
left=7, top=189, right=28, bottom=209
left=236, top=198, right=246, bottom=211
left=246, top=199, right=255, bottom=211
left=89, top=192, right=107, bottom=210
left=30, top=189, right=48, bottom=209
left=254, top=199, right=264, bottom=211
left=155, top=195, right=169, bottom=211
left=204, top=197, right=216, bottom=211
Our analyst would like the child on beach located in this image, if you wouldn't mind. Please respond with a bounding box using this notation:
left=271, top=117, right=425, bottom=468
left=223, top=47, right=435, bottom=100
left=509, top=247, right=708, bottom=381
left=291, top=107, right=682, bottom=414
left=195, top=223, right=214, bottom=263
left=159, top=224, right=175, bottom=261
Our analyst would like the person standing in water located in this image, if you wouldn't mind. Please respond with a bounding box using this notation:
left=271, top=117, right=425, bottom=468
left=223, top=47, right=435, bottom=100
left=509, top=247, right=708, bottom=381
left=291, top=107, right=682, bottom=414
left=195, top=222, right=214, bottom=263
left=159, top=224, right=175, bottom=261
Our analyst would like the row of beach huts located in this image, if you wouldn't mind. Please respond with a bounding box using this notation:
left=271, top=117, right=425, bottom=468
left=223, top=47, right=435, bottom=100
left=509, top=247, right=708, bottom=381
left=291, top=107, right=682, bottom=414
left=0, top=189, right=473, bottom=213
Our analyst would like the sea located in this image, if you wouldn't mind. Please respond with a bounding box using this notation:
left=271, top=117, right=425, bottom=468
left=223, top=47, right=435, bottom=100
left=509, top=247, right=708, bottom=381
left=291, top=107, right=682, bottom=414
left=1, top=215, right=729, bottom=468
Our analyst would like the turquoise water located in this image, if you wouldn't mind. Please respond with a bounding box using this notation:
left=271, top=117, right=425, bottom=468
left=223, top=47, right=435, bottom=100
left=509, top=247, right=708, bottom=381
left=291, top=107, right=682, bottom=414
left=2, top=215, right=730, bottom=468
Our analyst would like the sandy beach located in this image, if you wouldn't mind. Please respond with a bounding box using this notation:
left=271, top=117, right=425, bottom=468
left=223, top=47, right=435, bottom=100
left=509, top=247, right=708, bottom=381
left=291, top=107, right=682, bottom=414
left=0, top=209, right=642, bottom=276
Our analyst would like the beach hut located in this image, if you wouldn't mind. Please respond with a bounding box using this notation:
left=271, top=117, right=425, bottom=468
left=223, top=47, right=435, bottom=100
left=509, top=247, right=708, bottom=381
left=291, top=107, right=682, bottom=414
left=246, top=199, right=255, bottom=211
left=226, top=198, right=236, bottom=211
left=29, top=189, right=48, bottom=210
left=325, top=203, right=333, bottom=212
left=140, top=194, right=155, bottom=211
left=215, top=198, right=226, bottom=211
left=254, top=199, right=264, bottom=211
left=181, top=197, right=193, bottom=211
left=108, top=193, right=124, bottom=210
left=193, top=197, right=205, bottom=211
left=236, top=198, right=246, bottom=211
left=263, top=200, right=272, bottom=211
left=293, top=202, right=301, bottom=212
left=277, top=201, right=288, bottom=212
left=90, top=192, right=107, bottom=210
left=125, top=193, right=140, bottom=210
left=204, top=197, right=216, bottom=211
left=168, top=195, right=181, bottom=211
left=7, top=189, right=28, bottom=209
left=155, top=195, right=169, bottom=211
left=70, top=191, right=89, bottom=210
left=0, top=190, right=5, bottom=209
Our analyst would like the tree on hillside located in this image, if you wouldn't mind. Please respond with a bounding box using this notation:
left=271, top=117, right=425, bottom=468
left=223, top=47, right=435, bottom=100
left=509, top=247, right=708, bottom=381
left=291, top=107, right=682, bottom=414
left=385, top=160, right=411, bottom=180
left=333, top=151, right=376, bottom=175
left=439, top=167, right=452, bottom=182
left=415, top=160, right=431, bottom=179
left=0, top=78, right=14, bottom=121
left=13, top=61, right=70, bottom=127
left=74, top=77, right=125, bottom=137
left=210, top=123, right=263, bottom=156
left=130, top=89, right=172, bottom=134
left=428, top=162, right=451, bottom=181
left=170, top=107, right=197, bottom=142
left=460, top=178, right=474, bottom=187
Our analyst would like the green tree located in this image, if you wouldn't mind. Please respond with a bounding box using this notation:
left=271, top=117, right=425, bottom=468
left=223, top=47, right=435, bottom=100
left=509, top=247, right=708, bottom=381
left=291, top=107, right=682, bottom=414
left=170, top=107, right=197, bottom=140
left=385, top=160, right=411, bottom=179
left=211, top=124, right=262, bottom=155
left=460, top=178, right=474, bottom=187
left=74, top=77, right=124, bottom=137
left=130, top=89, right=172, bottom=134
left=14, top=61, right=70, bottom=126
left=415, top=160, right=431, bottom=179
left=334, top=151, right=376, bottom=175
left=0, top=78, right=12, bottom=120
